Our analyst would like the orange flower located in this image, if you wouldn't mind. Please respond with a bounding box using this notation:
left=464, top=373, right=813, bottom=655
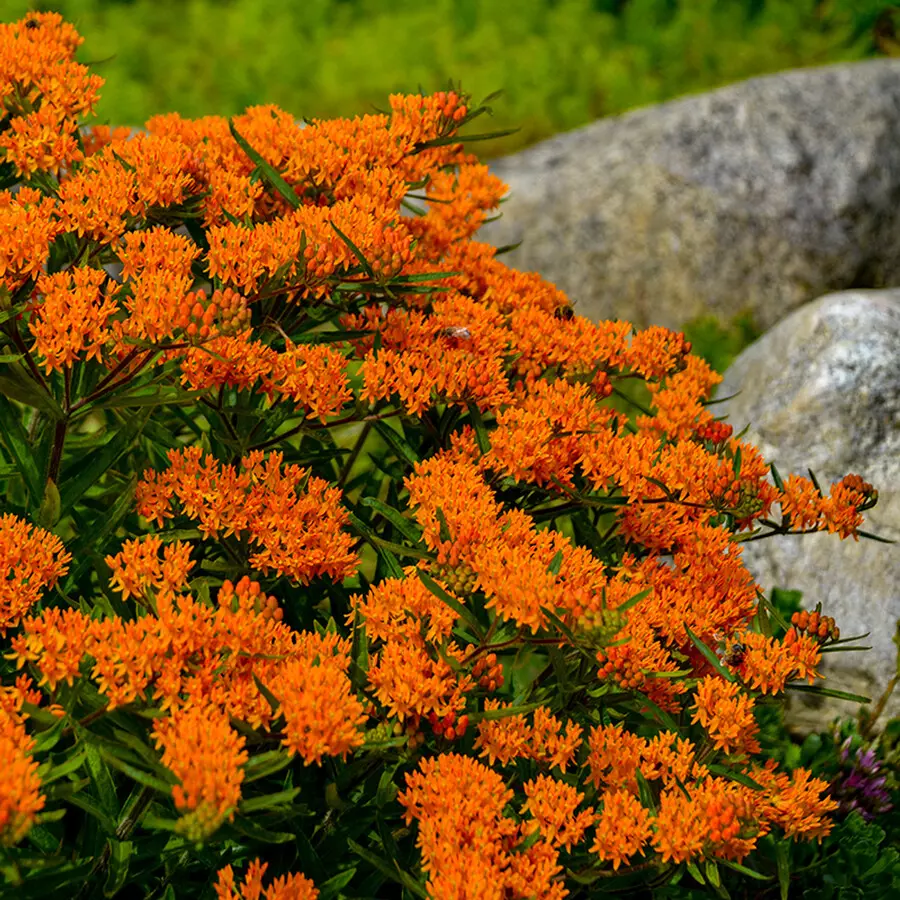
left=590, top=788, right=652, bottom=870
left=691, top=675, right=760, bottom=755
left=399, top=753, right=566, bottom=900
left=521, top=775, right=595, bottom=850
left=152, top=703, right=248, bottom=842
left=136, top=448, right=358, bottom=584
left=0, top=187, right=61, bottom=291
left=30, top=268, right=119, bottom=372
left=273, top=654, right=367, bottom=765
left=105, top=536, right=194, bottom=609
left=215, top=858, right=318, bottom=900
left=0, top=704, right=45, bottom=846
left=475, top=701, right=583, bottom=771
left=753, top=762, right=838, bottom=841
left=736, top=630, right=822, bottom=695
left=0, top=514, right=70, bottom=635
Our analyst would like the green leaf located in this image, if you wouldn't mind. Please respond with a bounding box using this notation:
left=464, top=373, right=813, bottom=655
left=229, top=121, right=302, bottom=209
left=347, top=839, right=428, bottom=899
left=103, top=839, right=133, bottom=897
left=617, top=587, right=651, bottom=614
left=238, top=786, right=302, bottom=814
left=546, top=550, right=563, bottom=576
left=0, top=363, right=64, bottom=419
left=466, top=402, right=491, bottom=454
left=33, top=715, right=67, bottom=754
left=58, top=409, right=149, bottom=515
left=329, top=221, right=375, bottom=279
left=785, top=683, right=870, bottom=704
left=718, top=859, right=771, bottom=881
left=40, top=747, right=87, bottom=785
left=98, top=748, right=173, bottom=795
left=36, top=477, right=61, bottom=528
left=775, top=840, right=790, bottom=900
left=242, top=749, right=293, bottom=783
left=252, top=674, right=282, bottom=717
left=347, top=509, right=410, bottom=577
left=84, top=742, right=121, bottom=821
left=414, top=127, right=519, bottom=150
left=417, top=569, right=482, bottom=637
left=361, top=496, right=423, bottom=544
left=683, top=624, right=736, bottom=682
left=707, top=765, right=764, bottom=791
left=0, top=391, right=42, bottom=503
left=317, top=869, right=357, bottom=899
left=467, top=701, right=542, bottom=725
left=372, top=420, right=420, bottom=465
left=769, top=461, right=784, bottom=491
left=66, top=792, right=117, bottom=833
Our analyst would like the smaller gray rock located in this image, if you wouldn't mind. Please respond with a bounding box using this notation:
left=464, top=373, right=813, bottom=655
left=718, top=290, right=900, bottom=730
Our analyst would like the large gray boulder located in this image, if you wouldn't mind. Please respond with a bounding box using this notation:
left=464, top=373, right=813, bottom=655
left=718, top=289, right=900, bottom=730
left=482, top=61, right=900, bottom=331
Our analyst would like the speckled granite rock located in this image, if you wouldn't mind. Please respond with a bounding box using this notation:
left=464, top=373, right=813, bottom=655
left=717, top=290, right=900, bottom=730
left=482, top=61, right=900, bottom=331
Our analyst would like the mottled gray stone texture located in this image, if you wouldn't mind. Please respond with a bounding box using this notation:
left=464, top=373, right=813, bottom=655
left=718, top=290, right=900, bottom=730
left=481, top=60, right=900, bottom=331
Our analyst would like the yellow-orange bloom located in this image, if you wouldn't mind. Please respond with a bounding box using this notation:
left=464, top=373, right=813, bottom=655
left=590, top=788, right=652, bottom=870
left=0, top=514, right=70, bottom=635
left=0, top=704, right=45, bottom=846
left=522, top=775, right=594, bottom=851
left=215, top=858, right=318, bottom=900
left=30, top=268, right=119, bottom=372
left=136, top=448, right=358, bottom=584
left=152, top=704, right=248, bottom=842
left=691, top=675, right=761, bottom=756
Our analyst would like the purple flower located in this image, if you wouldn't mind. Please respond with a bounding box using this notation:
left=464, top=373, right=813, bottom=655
left=831, top=741, right=893, bottom=822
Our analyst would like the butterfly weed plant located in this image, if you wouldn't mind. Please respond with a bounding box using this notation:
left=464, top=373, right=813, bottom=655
left=0, top=11, right=891, bottom=900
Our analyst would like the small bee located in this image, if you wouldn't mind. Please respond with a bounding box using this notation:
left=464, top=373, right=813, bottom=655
left=720, top=638, right=747, bottom=668
left=553, top=305, right=575, bottom=321
left=438, top=325, right=471, bottom=341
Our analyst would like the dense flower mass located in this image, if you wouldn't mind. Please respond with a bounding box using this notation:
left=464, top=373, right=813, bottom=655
left=0, top=11, right=881, bottom=896
left=0, top=514, right=71, bottom=635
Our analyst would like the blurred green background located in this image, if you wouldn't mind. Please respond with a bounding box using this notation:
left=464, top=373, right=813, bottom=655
left=6, top=0, right=900, bottom=158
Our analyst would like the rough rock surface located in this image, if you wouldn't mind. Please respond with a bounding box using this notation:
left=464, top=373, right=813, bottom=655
left=481, top=60, right=900, bottom=331
left=717, top=290, right=900, bottom=730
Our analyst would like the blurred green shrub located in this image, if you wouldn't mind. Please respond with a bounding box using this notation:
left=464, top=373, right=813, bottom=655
left=7, top=0, right=899, bottom=156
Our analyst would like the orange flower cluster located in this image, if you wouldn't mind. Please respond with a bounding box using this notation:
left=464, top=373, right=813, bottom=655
left=0, top=513, right=70, bottom=635
left=152, top=703, right=248, bottom=841
left=691, top=675, right=760, bottom=755
left=136, top=448, right=358, bottom=584
left=0, top=11, right=877, bottom=889
left=352, top=572, right=474, bottom=725
left=105, top=535, right=195, bottom=609
left=475, top=701, right=583, bottom=771
left=521, top=775, right=595, bottom=850
left=581, top=722, right=834, bottom=868
left=0, top=687, right=45, bottom=846
left=399, top=753, right=566, bottom=900
left=778, top=473, right=877, bottom=539
left=215, top=859, right=318, bottom=900
left=0, top=187, right=60, bottom=292
left=29, top=268, right=119, bottom=372
left=12, top=572, right=365, bottom=764
left=0, top=13, right=102, bottom=177
left=179, top=334, right=352, bottom=419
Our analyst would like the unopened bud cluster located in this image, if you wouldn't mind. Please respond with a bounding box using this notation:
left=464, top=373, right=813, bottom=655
left=218, top=576, right=282, bottom=621
left=791, top=609, right=839, bottom=643
left=177, top=287, right=250, bottom=343
left=472, top=652, right=504, bottom=691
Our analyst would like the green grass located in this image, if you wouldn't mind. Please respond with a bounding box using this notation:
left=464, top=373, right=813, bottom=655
left=8, top=0, right=898, bottom=157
